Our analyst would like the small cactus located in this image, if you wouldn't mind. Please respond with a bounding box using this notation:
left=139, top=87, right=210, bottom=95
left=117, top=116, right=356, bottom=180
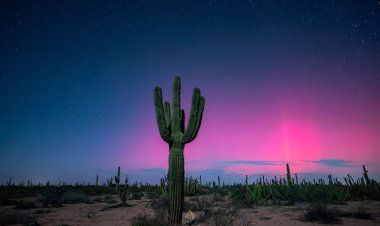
left=115, top=166, right=121, bottom=192
left=218, top=176, right=221, bottom=193
left=286, top=163, right=292, bottom=186
left=245, top=175, right=249, bottom=191
left=7, top=177, right=12, bottom=187
left=107, top=177, right=113, bottom=187
left=363, top=165, right=371, bottom=186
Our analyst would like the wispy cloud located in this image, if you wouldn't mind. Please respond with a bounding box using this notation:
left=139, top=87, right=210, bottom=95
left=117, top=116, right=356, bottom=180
left=217, top=160, right=288, bottom=166
left=187, top=160, right=291, bottom=167
left=137, top=167, right=166, bottom=174
left=303, top=159, right=357, bottom=167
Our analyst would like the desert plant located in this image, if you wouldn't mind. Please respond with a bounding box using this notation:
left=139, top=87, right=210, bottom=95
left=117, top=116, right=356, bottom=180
left=60, top=191, right=92, bottom=204
left=115, top=166, right=121, bottom=193
left=0, top=212, right=40, bottom=225
left=107, top=177, right=113, bottom=187
left=351, top=207, right=374, bottom=220
left=15, top=200, right=37, bottom=209
left=362, top=165, right=371, bottom=186
left=104, top=194, right=117, bottom=204
left=119, top=185, right=127, bottom=204
left=286, top=163, right=292, bottom=186
left=7, top=177, right=12, bottom=187
left=303, top=202, right=341, bottom=224
left=153, top=76, right=205, bottom=225
left=132, top=210, right=168, bottom=226
left=211, top=208, right=237, bottom=226
left=125, top=174, right=129, bottom=186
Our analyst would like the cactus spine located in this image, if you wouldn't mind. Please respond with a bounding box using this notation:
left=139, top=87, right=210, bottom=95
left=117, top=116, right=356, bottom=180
left=154, top=76, right=205, bottom=225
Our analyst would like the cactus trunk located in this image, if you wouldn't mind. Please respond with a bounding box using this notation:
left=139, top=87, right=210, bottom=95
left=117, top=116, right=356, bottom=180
left=115, top=166, right=121, bottom=193
left=168, top=145, right=185, bottom=224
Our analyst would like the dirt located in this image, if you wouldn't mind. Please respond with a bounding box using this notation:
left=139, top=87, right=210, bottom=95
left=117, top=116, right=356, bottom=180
left=1, top=195, right=380, bottom=226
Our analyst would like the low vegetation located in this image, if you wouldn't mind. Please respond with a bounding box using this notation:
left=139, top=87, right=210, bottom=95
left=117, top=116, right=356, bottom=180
left=1, top=164, right=379, bottom=225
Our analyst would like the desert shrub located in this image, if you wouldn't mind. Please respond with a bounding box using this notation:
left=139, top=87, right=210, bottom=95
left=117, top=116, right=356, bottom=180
left=184, top=200, right=201, bottom=211
left=39, top=191, right=63, bottom=207
left=15, top=200, right=37, bottom=209
left=231, top=187, right=253, bottom=208
left=211, top=208, right=236, bottom=226
left=119, top=187, right=127, bottom=204
left=131, top=213, right=168, bottom=226
left=34, top=209, right=51, bottom=214
left=193, top=208, right=237, bottom=226
left=60, top=191, right=92, bottom=204
left=0, top=212, right=40, bottom=226
left=149, top=195, right=168, bottom=210
left=188, top=196, right=198, bottom=201
left=192, top=208, right=212, bottom=224
left=351, top=208, right=374, bottom=220
left=0, top=197, right=18, bottom=206
left=199, top=187, right=213, bottom=195
left=312, top=187, right=332, bottom=203
left=214, top=193, right=228, bottom=202
left=184, top=195, right=213, bottom=211
left=218, top=187, right=230, bottom=197
left=104, top=194, right=117, bottom=204
left=303, top=202, right=341, bottom=224
left=130, top=191, right=143, bottom=200
left=147, top=190, right=161, bottom=199
left=92, top=196, right=103, bottom=202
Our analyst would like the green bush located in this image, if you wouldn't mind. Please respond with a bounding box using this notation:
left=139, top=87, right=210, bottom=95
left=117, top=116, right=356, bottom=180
left=60, top=191, right=92, bottom=204
left=131, top=213, right=168, bottom=226
left=303, top=202, right=341, bottom=224
left=15, top=200, right=37, bottom=209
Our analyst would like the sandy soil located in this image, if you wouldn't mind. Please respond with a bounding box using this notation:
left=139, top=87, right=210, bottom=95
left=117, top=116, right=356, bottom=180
left=1, top=194, right=380, bottom=226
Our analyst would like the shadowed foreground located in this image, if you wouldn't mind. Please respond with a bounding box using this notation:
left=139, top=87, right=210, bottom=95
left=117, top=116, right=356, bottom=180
left=1, top=186, right=379, bottom=226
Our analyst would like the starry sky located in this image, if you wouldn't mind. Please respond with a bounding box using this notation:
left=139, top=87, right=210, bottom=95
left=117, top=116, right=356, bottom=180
left=1, top=0, right=380, bottom=185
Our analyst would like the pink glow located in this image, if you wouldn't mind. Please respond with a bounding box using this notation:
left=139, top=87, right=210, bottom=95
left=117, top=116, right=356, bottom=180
left=115, top=79, right=380, bottom=179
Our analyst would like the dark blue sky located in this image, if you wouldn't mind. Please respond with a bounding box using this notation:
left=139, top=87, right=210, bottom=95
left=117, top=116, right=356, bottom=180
left=1, top=1, right=379, bottom=184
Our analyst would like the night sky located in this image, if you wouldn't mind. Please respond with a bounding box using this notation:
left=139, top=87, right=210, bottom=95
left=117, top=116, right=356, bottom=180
left=1, top=0, right=380, bottom=185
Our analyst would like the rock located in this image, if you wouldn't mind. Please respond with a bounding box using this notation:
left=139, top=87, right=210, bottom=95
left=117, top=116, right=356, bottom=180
left=184, top=209, right=195, bottom=224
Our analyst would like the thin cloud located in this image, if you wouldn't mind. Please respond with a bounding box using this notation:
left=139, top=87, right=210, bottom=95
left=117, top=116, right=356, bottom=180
left=303, top=159, right=357, bottom=167
left=217, top=160, right=289, bottom=166
left=137, top=167, right=166, bottom=174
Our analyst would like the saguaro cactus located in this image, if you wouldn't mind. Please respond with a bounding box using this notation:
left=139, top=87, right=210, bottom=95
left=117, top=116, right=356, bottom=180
left=286, top=163, right=292, bottom=186
left=115, top=166, right=121, bottom=193
left=154, top=76, right=205, bottom=225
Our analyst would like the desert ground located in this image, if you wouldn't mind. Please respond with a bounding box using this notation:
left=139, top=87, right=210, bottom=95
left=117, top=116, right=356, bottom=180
left=1, top=191, right=380, bottom=226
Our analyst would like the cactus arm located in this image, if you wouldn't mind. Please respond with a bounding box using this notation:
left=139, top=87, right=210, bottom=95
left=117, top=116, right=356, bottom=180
left=154, top=87, right=172, bottom=143
left=189, top=96, right=205, bottom=142
left=164, top=101, right=172, bottom=129
left=182, top=89, right=205, bottom=143
left=172, top=76, right=181, bottom=134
